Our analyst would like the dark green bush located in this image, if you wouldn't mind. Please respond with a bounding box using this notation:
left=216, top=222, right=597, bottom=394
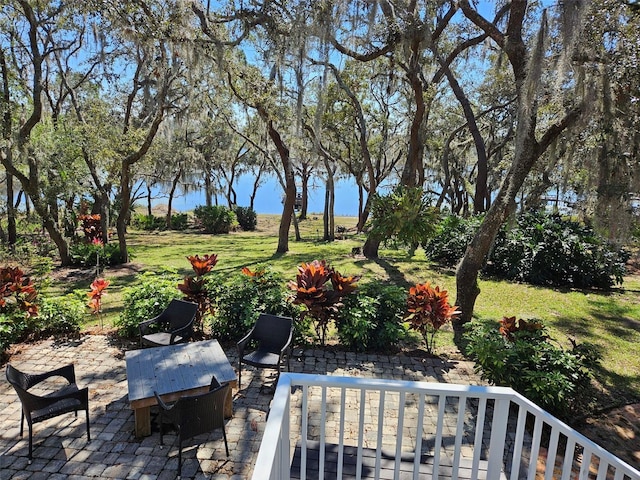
left=209, top=267, right=307, bottom=344
left=233, top=206, right=257, bottom=231
left=170, top=213, right=189, bottom=230
left=426, top=212, right=628, bottom=289
left=336, top=283, right=408, bottom=352
left=132, top=214, right=166, bottom=231
left=193, top=205, right=237, bottom=234
left=69, top=241, right=126, bottom=267
left=464, top=318, right=601, bottom=419
left=115, top=271, right=181, bottom=338
left=423, top=214, right=483, bottom=267
left=486, top=212, right=628, bottom=289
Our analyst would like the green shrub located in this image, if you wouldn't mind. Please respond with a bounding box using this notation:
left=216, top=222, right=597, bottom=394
left=115, top=271, right=181, bottom=338
left=368, top=186, right=439, bottom=253
left=486, top=212, right=628, bottom=289
left=423, top=214, right=483, bottom=266
left=233, top=206, right=257, bottom=231
left=36, top=295, right=84, bottom=337
left=170, top=213, right=189, bottom=230
left=209, top=267, right=306, bottom=344
left=69, top=241, right=127, bottom=267
left=132, top=214, right=166, bottom=231
left=336, top=283, right=408, bottom=352
left=464, top=318, right=601, bottom=419
left=193, top=205, right=237, bottom=234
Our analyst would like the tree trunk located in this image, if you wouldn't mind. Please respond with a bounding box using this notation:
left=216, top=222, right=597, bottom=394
left=400, top=46, right=427, bottom=188
left=260, top=116, right=295, bottom=254
left=6, top=170, right=16, bottom=247
left=363, top=235, right=381, bottom=259
left=300, top=173, right=309, bottom=220
left=166, top=167, right=182, bottom=229
left=146, top=185, right=152, bottom=216
left=116, top=161, right=132, bottom=263
left=323, top=161, right=335, bottom=241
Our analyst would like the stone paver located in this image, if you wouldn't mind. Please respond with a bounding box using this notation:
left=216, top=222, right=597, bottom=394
left=0, top=335, right=484, bottom=479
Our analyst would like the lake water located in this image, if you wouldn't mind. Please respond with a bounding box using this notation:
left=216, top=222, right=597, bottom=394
left=156, top=174, right=361, bottom=217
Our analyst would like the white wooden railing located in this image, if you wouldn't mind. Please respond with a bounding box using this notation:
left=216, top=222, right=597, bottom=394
left=252, top=373, right=640, bottom=480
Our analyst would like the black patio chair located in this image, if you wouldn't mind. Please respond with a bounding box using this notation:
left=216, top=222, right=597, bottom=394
left=5, top=363, right=90, bottom=463
left=237, top=313, right=293, bottom=390
left=139, top=299, right=198, bottom=347
left=154, top=376, right=229, bottom=477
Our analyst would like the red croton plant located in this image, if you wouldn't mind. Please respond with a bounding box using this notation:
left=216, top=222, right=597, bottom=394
left=177, top=254, right=218, bottom=333
left=87, top=278, right=110, bottom=328
left=499, top=316, right=544, bottom=341
left=405, top=282, right=460, bottom=355
left=0, top=266, right=39, bottom=318
left=289, top=260, right=360, bottom=346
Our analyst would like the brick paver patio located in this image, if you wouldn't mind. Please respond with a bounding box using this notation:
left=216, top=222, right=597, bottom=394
left=0, top=335, right=485, bottom=479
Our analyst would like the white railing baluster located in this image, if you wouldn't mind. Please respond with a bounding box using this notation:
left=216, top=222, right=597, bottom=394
left=394, top=390, right=406, bottom=480
left=337, top=387, right=346, bottom=479
left=526, top=415, right=544, bottom=480
left=432, top=394, right=447, bottom=479
left=544, top=426, right=561, bottom=480
left=319, top=386, right=327, bottom=480
left=596, top=455, right=609, bottom=480
left=452, top=395, right=467, bottom=480
left=471, top=397, right=487, bottom=480
left=251, top=374, right=640, bottom=480
left=375, top=390, right=385, bottom=479
left=579, top=448, right=592, bottom=480
left=560, top=438, right=576, bottom=480
left=301, top=384, right=308, bottom=480
left=356, top=387, right=366, bottom=480
left=509, top=405, right=527, bottom=480
left=487, top=398, right=509, bottom=480
left=413, top=393, right=426, bottom=480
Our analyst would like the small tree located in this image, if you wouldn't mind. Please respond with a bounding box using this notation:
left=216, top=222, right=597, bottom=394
left=364, top=186, right=439, bottom=258
left=405, top=282, right=459, bottom=355
left=289, top=260, right=360, bottom=346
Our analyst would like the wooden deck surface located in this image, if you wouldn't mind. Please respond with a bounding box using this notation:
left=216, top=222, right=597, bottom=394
left=291, top=441, right=506, bottom=480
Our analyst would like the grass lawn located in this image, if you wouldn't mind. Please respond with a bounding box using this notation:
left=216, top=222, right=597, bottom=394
left=52, top=213, right=640, bottom=407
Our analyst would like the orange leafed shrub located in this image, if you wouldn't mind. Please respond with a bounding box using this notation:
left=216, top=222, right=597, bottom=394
left=406, top=282, right=459, bottom=354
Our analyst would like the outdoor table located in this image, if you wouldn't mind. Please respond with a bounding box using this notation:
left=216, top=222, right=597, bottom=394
left=125, top=339, right=237, bottom=438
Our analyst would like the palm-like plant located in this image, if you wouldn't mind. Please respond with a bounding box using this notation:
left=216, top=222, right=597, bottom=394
left=289, top=260, right=360, bottom=345
left=405, top=282, right=459, bottom=354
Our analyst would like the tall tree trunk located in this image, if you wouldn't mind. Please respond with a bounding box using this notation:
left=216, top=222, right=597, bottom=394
left=116, top=161, right=132, bottom=263
left=455, top=1, right=585, bottom=329
left=300, top=173, right=309, bottom=220
left=323, top=160, right=335, bottom=241
left=166, top=167, right=182, bottom=229
left=400, top=46, right=427, bottom=188
left=146, top=184, right=153, bottom=216
left=259, top=114, right=295, bottom=254
left=6, top=170, right=16, bottom=247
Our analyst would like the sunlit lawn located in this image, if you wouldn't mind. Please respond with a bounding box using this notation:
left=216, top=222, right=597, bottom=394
left=65, top=213, right=640, bottom=403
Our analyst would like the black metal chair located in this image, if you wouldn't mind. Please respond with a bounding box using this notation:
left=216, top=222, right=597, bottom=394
left=237, top=313, right=294, bottom=390
left=154, top=377, right=229, bottom=477
left=5, top=363, right=90, bottom=463
left=139, top=299, right=198, bottom=347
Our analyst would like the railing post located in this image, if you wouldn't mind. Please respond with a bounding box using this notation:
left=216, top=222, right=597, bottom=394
left=279, top=392, right=290, bottom=480
left=487, top=397, right=510, bottom=480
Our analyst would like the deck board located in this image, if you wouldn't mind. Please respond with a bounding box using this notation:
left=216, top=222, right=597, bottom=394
left=290, top=441, right=506, bottom=480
